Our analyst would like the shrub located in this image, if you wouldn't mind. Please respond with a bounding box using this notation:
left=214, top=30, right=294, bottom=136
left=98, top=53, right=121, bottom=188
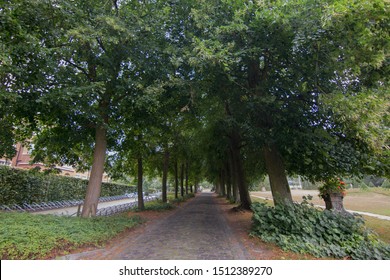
left=250, top=199, right=390, bottom=260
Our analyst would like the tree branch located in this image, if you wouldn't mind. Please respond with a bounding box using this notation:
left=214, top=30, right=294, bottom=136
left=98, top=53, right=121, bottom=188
left=63, top=59, right=90, bottom=79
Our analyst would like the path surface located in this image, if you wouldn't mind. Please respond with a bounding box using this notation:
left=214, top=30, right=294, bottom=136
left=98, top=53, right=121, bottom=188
left=62, top=192, right=250, bottom=260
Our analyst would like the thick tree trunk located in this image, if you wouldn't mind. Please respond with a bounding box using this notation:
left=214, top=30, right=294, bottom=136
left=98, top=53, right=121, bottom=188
left=81, top=126, right=107, bottom=217
left=229, top=132, right=251, bottom=210
left=229, top=147, right=240, bottom=203
left=174, top=160, right=179, bottom=199
left=137, top=156, right=144, bottom=210
left=263, top=143, right=292, bottom=205
left=162, top=148, right=169, bottom=203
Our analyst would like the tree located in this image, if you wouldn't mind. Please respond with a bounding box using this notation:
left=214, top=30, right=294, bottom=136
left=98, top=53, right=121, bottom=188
left=190, top=0, right=389, bottom=205
left=2, top=0, right=176, bottom=217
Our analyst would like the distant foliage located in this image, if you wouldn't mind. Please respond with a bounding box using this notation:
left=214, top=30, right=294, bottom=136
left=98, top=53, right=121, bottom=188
left=0, top=166, right=136, bottom=205
left=251, top=199, right=390, bottom=260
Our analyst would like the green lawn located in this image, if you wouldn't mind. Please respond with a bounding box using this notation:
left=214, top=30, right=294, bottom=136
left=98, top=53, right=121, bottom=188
left=0, top=212, right=142, bottom=260
left=252, top=188, right=390, bottom=216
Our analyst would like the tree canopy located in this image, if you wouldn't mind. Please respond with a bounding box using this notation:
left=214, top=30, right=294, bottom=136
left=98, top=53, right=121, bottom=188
left=1, top=0, right=388, bottom=214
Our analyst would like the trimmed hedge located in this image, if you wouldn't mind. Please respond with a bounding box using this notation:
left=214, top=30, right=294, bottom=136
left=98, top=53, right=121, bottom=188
left=0, top=166, right=136, bottom=205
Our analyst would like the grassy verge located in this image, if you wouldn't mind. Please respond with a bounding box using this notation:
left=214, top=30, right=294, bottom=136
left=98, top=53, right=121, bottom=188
left=0, top=212, right=142, bottom=260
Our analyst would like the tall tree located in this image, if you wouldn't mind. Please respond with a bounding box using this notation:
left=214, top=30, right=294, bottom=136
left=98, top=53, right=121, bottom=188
left=190, top=0, right=389, bottom=205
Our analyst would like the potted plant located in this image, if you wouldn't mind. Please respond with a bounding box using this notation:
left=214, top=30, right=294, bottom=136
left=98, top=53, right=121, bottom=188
left=319, top=177, right=348, bottom=214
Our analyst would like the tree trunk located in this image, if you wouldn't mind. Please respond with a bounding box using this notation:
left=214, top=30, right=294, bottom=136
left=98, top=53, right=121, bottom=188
left=229, top=147, right=240, bottom=203
left=180, top=163, right=184, bottom=197
left=162, top=148, right=169, bottom=203
left=81, top=126, right=107, bottom=217
left=263, top=143, right=292, bottom=205
left=185, top=161, right=189, bottom=195
left=194, top=179, right=198, bottom=193
left=137, top=156, right=144, bottom=210
left=229, top=132, right=251, bottom=210
left=220, top=169, right=226, bottom=197
left=225, top=161, right=232, bottom=201
left=174, top=159, right=179, bottom=199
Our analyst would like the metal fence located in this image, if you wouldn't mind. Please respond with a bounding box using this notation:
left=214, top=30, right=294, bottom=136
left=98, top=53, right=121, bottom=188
left=96, top=194, right=160, bottom=216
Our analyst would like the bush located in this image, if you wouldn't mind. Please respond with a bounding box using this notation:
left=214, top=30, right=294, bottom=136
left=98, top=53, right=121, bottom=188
left=250, top=199, right=390, bottom=260
left=0, top=166, right=136, bottom=205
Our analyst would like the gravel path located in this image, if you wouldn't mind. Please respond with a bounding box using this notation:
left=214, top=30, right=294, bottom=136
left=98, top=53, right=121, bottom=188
left=61, top=192, right=250, bottom=260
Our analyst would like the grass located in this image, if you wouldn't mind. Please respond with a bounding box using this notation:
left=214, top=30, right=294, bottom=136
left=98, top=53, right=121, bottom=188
left=364, top=216, right=390, bottom=244
left=252, top=187, right=390, bottom=216
left=0, top=212, right=142, bottom=260
left=344, top=188, right=390, bottom=216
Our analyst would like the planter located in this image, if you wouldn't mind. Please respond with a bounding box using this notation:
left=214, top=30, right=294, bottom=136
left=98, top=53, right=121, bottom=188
left=322, top=193, right=348, bottom=215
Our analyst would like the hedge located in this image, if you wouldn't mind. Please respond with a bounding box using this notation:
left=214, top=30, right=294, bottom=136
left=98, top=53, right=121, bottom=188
left=0, top=166, right=136, bottom=205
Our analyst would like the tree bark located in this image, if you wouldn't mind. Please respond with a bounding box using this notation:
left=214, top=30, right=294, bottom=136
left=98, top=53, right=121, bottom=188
left=162, top=148, right=169, bottom=203
left=229, top=146, right=240, bottom=203
left=180, top=163, right=184, bottom=197
left=81, top=125, right=107, bottom=217
left=185, top=161, right=189, bottom=195
left=220, top=168, right=226, bottom=196
left=225, top=160, right=232, bottom=200
left=174, top=159, right=179, bottom=199
left=263, top=143, right=293, bottom=205
left=137, top=156, right=144, bottom=210
left=229, top=131, right=251, bottom=210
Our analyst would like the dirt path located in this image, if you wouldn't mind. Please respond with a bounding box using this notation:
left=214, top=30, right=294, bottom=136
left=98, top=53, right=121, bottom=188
left=61, top=192, right=253, bottom=260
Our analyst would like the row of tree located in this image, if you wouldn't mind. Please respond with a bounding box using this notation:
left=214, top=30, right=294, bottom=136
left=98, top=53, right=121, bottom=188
left=1, top=0, right=389, bottom=217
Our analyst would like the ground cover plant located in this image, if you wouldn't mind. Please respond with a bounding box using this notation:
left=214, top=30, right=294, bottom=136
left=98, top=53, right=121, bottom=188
left=0, top=212, right=142, bottom=260
left=251, top=199, right=390, bottom=260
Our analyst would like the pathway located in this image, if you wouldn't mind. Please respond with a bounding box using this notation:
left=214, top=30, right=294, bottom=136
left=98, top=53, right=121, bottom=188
left=61, top=192, right=250, bottom=260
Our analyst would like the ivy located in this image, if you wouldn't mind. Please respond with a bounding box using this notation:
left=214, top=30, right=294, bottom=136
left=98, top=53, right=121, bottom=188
left=250, top=199, right=390, bottom=260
